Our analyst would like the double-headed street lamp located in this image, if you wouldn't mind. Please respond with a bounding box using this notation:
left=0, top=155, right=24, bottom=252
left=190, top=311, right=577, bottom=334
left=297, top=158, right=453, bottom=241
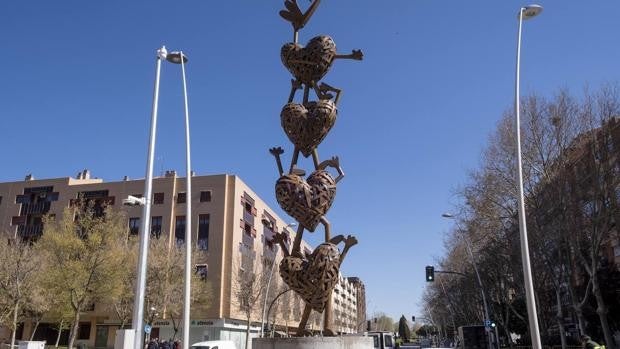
left=515, top=5, right=543, bottom=349
left=129, top=45, right=193, bottom=349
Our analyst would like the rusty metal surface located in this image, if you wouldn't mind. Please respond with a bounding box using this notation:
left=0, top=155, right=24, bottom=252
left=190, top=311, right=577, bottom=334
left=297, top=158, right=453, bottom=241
left=268, top=0, right=363, bottom=336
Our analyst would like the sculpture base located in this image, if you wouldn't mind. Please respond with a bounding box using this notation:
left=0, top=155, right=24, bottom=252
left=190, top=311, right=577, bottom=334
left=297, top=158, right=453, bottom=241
left=253, top=336, right=373, bottom=349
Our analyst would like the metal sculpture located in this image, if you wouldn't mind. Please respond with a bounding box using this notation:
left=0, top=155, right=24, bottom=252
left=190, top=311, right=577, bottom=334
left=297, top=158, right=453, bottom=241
left=268, top=0, right=363, bottom=336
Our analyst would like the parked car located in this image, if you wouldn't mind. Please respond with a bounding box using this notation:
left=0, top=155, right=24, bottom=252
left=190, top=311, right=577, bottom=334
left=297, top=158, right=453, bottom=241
left=191, top=340, right=237, bottom=349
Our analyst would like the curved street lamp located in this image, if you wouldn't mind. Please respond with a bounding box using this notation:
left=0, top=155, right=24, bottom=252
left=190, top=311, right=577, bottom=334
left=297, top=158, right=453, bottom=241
left=515, top=5, right=543, bottom=349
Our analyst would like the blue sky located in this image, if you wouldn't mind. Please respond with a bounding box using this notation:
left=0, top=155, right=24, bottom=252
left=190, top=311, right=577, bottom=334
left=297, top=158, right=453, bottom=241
left=2, top=1, right=619, bottom=323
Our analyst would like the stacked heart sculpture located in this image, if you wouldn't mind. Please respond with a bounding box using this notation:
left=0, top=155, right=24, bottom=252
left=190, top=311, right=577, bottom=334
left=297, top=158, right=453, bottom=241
left=279, top=243, right=340, bottom=312
left=268, top=0, right=363, bottom=334
left=281, top=35, right=337, bottom=85
left=281, top=100, right=337, bottom=157
left=275, top=170, right=336, bottom=232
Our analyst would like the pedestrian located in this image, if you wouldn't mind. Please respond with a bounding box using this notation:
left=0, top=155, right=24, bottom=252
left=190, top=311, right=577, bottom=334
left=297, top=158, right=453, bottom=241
left=581, top=335, right=602, bottom=349
left=160, top=339, right=171, bottom=349
left=147, top=339, right=157, bottom=349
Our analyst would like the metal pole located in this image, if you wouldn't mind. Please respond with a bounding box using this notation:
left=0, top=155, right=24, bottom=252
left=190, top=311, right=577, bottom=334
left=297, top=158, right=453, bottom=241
left=133, top=45, right=166, bottom=349
left=180, top=52, right=192, bottom=349
left=260, top=248, right=279, bottom=338
left=463, top=239, right=493, bottom=349
left=437, top=276, right=457, bottom=343
left=515, top=8, right=542, bottom=349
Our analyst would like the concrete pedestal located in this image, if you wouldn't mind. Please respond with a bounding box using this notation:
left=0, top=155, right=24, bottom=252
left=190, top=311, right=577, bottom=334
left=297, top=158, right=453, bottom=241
left=253, top=336, right=373, bottom=349
left=114, top=329, right=135, bottom=349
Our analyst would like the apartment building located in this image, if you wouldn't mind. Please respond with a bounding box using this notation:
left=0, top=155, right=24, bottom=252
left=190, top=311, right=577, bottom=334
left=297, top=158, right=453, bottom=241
left=0, top=170, right=363, bottom=348
left=332, top=275, right=362, bottom=334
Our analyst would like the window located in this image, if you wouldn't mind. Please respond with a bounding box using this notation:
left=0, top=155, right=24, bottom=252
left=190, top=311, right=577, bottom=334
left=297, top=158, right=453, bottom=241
left=0, top=196, right=2, bottom=205
left=195, top=264, right=208, bottom=280
left=200, top=191, right=212, bottom=202
left=244, top=223, right=253, bottom=237
left=244, top=202, right=252, bottom=213
left=77, top=322, right=91, bottom=340
left=198, top=214, right=209, bottom=250
left=177, top=192, right=186, bottom=204
left=15, top=195, right=30, bottom=204
left=175, top=216, right=186, bottom=244
left=153, top=192, right=164, bottom=205
left=11, top=216, right=26, bottom=226
left=128, top=217, right=140, bottom=235
left=262, top=217, right=275, bottom=251
left=384, top=334, right=393, bottom=347
left=151, top=216, right=162, bottom=238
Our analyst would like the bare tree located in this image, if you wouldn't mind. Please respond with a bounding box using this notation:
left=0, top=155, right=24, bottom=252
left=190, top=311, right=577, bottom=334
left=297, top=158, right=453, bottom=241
left=232, top=257, right=269, bottom=349
left=139, top=237, right=213, bottom=340
left=568, top=85, right=620, bottom=349
left=0, top=235, right=41, bottom=349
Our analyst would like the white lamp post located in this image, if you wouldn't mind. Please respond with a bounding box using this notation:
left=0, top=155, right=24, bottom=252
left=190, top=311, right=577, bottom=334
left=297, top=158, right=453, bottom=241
left=166, top=50, right=193, bottom=349
left=515, top=5, right=543, bottom=349
left=129, top=46, right=192, bottom=349
left=130, top=45, right=167, bottom=349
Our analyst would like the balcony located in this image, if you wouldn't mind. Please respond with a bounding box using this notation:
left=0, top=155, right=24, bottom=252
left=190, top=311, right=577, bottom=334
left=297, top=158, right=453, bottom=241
left=19, top=201, right=51, bottom=215
left=242, top=232, right=255, bottom=249
left=17, top=224, right=43, bottom=238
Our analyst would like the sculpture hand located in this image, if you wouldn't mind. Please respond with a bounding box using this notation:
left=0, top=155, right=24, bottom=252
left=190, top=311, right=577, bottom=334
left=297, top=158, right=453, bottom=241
left=269, top=147, right=285, bottom=157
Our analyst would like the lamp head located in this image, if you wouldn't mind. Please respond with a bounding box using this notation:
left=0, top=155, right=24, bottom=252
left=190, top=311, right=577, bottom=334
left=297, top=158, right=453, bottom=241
left=520, top=5, right=543, bottom=20
left=166, top=51, right=188, bottom=64
left=157, top=46, right=168, bottom=60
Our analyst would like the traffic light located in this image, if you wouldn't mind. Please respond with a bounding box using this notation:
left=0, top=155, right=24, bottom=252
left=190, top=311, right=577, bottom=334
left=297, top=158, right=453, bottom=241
left=425, top=266, right=435, bottom=282
left=411, top=316, right=416, bottom=322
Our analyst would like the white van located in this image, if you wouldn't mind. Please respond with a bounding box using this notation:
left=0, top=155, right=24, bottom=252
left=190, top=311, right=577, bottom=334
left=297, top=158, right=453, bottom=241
left=191, top=340, right=237, bottom=349
left=367, top=331, right=395, bottom=349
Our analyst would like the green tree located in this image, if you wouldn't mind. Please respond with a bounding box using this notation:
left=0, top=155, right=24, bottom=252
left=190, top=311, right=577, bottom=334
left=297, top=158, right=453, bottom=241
left=398, top=315, right=411, bottom=341
left=38, top=202, right=127, bottom=349
left=109, top=237, right=138, bottom=329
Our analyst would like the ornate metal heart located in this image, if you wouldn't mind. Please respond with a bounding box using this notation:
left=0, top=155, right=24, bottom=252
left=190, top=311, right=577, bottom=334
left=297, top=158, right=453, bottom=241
left=281, top=35, right=336, bottom=85
left=279, top=243, right=340, bottom=312
left=275, top=170, right=336, bottom=232
left=280, top=100, right=337, bottom=157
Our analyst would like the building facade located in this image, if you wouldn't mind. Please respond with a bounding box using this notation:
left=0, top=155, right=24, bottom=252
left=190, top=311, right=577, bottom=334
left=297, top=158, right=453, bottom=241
left=0, top=170, right=363, bottom=348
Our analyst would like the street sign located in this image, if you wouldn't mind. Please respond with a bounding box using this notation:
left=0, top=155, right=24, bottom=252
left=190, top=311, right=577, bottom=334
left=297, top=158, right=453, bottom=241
left=144, top=324, right=152, bottom=334
left=484, top=320, right=491, bottom=328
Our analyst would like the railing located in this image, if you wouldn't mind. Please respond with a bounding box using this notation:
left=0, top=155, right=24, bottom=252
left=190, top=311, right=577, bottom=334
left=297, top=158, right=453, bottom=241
left=19, top=201, right=51, bottom=215
left=17, top=224, right=43, bottom=238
